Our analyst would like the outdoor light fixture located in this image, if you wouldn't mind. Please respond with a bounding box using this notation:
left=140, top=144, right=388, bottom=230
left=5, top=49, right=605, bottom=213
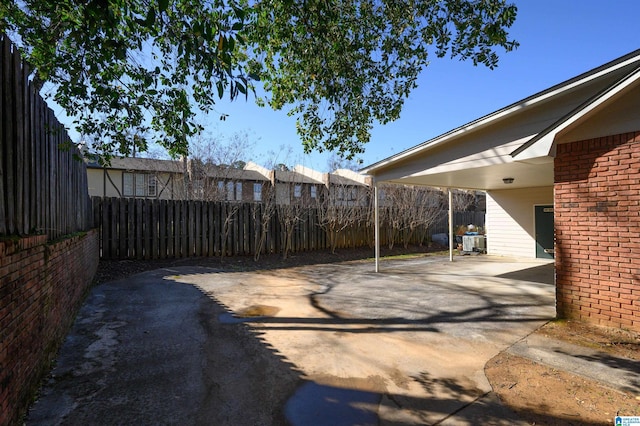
left=502, top=177, right=515, bottom=184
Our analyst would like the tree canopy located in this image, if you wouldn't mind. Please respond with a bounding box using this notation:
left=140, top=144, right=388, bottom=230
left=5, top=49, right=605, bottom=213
left=0, top=0, right=518, bottom=160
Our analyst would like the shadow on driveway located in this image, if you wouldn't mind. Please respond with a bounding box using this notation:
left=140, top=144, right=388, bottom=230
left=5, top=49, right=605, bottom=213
left=27, top=256, right=564, bottom=425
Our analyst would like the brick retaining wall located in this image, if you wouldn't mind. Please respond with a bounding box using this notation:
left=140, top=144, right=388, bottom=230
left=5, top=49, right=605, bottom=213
left=0, top=230, right=99, bottom=426
left=555, top=132, right=640, bottom=331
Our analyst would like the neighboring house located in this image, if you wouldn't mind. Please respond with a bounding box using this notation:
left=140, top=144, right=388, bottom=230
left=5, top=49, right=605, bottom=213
left=274, top=165, right=325, bottom=206
left=86, top=157, right=184, bottom=199
left=87, top=158, right=377, bottom=207
left=362, top=50, right=640, bottom=331
left=189, top=160, right=272, bottom=202
left=274, top=165, right=374, bottom=207
left=328, top=168, right=372, bottom=207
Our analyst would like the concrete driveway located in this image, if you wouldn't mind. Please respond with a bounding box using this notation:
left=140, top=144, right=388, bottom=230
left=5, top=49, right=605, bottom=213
left=27, top=255, right=555, bottom=425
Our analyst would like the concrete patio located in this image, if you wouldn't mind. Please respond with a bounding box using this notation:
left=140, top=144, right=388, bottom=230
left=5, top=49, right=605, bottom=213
left=27, top=255, right=556, bottom=425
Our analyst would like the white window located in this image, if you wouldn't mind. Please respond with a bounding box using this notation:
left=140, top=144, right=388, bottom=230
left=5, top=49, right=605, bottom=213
left=294, top=184, right=302, bottom=198
left=253, top=183, right=262, bottom=201
left=123, top=172, right=156, bottom=197
left=226, top=181, right=234, bottom=201
left=134, top=173, right=146, bottom=196
left=123, top=173, right=134, bottom=196
left=235, top=182, right=243, bottom=201
left=310, top=186, right=317, bottom=199
left=148, top=175, right=157, bottom=197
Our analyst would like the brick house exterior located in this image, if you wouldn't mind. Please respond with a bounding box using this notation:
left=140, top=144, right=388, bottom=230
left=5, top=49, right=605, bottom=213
left=555, top=132, right=640, bottom=329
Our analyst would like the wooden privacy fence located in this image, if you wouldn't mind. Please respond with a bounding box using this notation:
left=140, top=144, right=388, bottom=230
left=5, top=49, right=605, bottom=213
left=93, top=197, right=342, bottom=259
left=0, top=33, right=92, bottom=239
left=93, top=197, right=485, bottom=260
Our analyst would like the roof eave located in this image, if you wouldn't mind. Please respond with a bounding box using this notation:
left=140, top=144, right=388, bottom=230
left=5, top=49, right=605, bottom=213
left=512, top=64, right=640, bottom=160
left=361, top=49, right=640, bottom=175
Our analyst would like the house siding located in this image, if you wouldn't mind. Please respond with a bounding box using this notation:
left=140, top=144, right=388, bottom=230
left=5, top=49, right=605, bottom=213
left=87, top=168, right=180, bottom=199
left=555, top=132, right=640, bottom=331
left=486, top=187, right=553, bottom=258
left=87, top=168, right=125, bottom=198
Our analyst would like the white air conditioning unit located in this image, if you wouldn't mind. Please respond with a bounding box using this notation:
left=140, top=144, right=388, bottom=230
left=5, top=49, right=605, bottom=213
left=462, top=235, right=485, bottom=252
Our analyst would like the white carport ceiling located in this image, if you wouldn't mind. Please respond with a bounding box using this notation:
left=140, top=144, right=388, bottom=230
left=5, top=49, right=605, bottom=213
left=380, top=159, right=554, bottom=191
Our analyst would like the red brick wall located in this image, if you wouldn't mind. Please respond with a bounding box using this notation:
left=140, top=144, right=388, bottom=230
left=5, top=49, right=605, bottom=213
left=0, top=230, right=99, bottom=426
left=555, top=132, right=640, bottom=331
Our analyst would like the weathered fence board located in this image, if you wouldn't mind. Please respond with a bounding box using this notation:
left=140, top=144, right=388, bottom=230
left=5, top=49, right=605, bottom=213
left=0, top=43, right=5, bottom=234
left=0, top=33, right=92, bottom=239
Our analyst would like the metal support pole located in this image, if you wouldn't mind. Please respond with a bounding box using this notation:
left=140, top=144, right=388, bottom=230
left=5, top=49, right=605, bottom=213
left=449, top=189, right=454, bottom=262
left=374, top=183, right=380, bottom=272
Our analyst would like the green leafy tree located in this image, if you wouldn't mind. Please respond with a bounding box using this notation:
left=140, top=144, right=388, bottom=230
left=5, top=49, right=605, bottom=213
left=250, top=0, right=518, bottom=158
left=0, top=0, right=518, bottom=160
left=1, top=0, right=251, bottom=159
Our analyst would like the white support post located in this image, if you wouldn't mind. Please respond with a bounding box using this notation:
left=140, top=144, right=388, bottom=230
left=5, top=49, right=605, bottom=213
left=374, top=183, right=380, bottom=272
left=449, top=189, right=454, bottom=262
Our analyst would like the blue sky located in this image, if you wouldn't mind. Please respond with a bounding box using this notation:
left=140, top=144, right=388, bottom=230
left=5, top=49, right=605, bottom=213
left=55, top=0, right=640, bottom=171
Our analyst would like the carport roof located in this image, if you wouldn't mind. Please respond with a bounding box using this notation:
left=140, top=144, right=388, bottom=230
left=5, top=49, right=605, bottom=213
left=361, top=49, right=640, bottom=191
